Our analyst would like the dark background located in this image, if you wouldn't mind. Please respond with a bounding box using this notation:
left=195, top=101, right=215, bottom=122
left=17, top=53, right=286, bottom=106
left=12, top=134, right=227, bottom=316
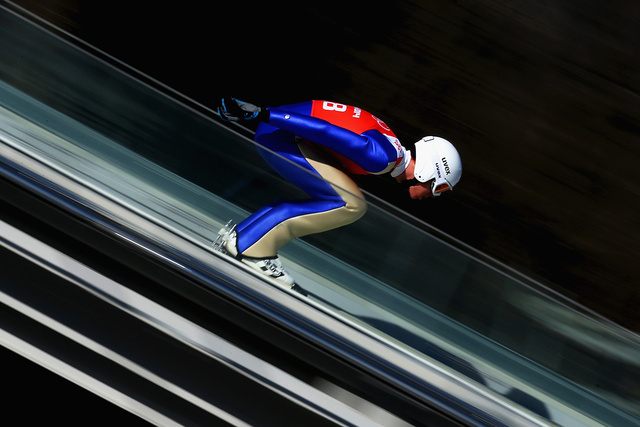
left=12, top=0, right=640, bottom=331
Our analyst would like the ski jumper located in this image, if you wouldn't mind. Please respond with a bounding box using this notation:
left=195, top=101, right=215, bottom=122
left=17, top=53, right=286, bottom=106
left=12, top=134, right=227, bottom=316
left=236, top=100, right=406, bottom=258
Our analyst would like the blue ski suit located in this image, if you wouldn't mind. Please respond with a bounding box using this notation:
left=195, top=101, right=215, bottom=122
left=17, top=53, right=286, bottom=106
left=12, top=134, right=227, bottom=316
left=236, top=100, right=407, bottom=258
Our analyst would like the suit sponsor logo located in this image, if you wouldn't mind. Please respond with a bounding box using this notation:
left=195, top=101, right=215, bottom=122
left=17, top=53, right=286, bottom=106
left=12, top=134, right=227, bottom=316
left=371, top=114, right=391, bottom=131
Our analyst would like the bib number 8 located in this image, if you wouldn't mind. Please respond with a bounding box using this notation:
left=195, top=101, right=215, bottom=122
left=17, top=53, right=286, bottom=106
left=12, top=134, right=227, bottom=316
left=322, top=101, right=348, bottom=112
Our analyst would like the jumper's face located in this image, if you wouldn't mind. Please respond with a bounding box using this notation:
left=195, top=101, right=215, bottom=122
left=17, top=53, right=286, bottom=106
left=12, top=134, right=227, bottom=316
left=398, top=178, right=439, bottom=200
left=409, top=180, right=435, bottom=199
left=394, top=158, right=451, bottom=199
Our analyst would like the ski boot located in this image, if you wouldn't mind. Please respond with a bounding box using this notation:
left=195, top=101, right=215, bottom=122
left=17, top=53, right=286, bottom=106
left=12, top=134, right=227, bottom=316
left=213, top=221, right=307, bottom=295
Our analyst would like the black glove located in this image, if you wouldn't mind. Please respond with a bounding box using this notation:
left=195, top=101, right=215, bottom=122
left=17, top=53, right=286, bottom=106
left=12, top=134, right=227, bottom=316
left=217, top=97, right=269, bottom=122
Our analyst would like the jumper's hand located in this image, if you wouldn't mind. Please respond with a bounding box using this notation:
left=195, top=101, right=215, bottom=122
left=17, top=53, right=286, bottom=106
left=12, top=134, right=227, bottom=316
left=218, top=97, right=264, bottom=122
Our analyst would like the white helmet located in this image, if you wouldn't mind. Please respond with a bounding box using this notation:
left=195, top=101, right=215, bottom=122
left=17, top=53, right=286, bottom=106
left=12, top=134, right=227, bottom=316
left=413, top=136, right=462, bottom=196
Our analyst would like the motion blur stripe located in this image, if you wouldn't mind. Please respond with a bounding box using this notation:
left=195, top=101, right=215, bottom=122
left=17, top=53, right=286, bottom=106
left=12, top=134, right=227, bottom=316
left=0, top=327, right=181, bottom=426
left=0, top=287, right=249, bottom=427
left=0, top=218, right=385, bottom=427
